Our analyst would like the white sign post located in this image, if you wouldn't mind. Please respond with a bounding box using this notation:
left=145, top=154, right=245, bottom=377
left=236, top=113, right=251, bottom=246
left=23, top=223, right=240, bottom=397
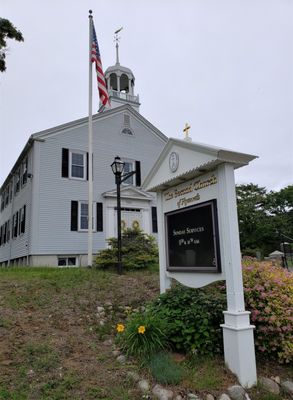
left=143, top=138, right=257, bottom=388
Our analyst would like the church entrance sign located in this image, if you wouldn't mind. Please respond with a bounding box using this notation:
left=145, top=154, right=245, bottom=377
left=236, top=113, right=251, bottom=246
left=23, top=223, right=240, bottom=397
left=143, top=138, right=258, bottom=388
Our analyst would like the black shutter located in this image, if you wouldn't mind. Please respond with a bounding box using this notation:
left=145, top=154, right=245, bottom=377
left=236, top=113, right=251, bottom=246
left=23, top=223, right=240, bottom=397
left=135, top=161, right=141, bottom=187
left=71, top=201, right=78, bottom=231
left=3, top=222, right=7, bottom=244
left=0, top=225, right=2, bottom=246
left=96, top=202, right=103, bottom=232
left=151, top=206, right=158, bottom=233
left=62, top=148, right=69, bottom=178
left=14, top=212, right=19, bottom=237
left=21, top=205, right=26, bottom=233
left=86, top=152, right=89, bottom=180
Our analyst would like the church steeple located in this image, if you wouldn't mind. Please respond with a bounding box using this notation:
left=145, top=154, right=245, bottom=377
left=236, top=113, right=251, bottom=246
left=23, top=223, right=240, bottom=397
left=104, top=28, right=140, bottom=112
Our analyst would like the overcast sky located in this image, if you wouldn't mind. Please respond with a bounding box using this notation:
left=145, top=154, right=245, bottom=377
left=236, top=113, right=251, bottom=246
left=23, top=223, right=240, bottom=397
left=1, top=0, right=292, bottom=191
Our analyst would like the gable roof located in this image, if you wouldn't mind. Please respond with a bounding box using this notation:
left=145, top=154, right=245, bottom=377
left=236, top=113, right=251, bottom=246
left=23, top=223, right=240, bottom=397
left=143, top=138, right=258, bottom=192
left=102, top=185, right=154, bottom=201
left=32, top=104, right=167, bottom=142
left=1, top=104, right=168, bottom=191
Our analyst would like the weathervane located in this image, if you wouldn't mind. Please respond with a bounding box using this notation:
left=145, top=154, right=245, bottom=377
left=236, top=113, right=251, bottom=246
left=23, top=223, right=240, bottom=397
left=114, top=27, right=123, bottom=65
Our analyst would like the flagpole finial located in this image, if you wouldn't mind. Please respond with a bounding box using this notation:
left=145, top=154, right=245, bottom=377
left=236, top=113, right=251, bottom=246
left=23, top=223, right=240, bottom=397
left=89, top=10, right=93, bottom=18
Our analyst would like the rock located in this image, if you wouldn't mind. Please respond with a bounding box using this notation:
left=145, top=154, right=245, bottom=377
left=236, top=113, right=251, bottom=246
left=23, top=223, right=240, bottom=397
left=259, top=377, right=280, bottom=394
left=116, top=354, right=126, bottom=364
left=103, top=338, right=112, bottom=346
left=281, top=380, right=293, bottom=396
left=187, top=393, right=200, bottom=400
left=227, top=385, right=247, bottom=400
left=152, top=384, right=174, bottom=400
left=219, top=395, right=231, bottom=400
left=138, top=379, right=150, bottom=393
left=187, top=394, right=201, bottom=399
left=98, top=311, right=106, bottom=318
left=112, top=350, right=120, bottom=357
left=175, top=396, right=184, bottom=400
left=273, top=376, right=281, bottom=384
left=126, top=371, right=140, bottom=383
left=205, top=395, right=215, bottom=400
left=97, top=306, right=104, bottom=313
left=99, top=320, right=105, bottom=326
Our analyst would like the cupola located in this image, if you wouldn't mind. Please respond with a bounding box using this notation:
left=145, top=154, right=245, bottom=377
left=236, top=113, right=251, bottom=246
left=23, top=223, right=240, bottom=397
left=104, top=29, right=140, bottom=112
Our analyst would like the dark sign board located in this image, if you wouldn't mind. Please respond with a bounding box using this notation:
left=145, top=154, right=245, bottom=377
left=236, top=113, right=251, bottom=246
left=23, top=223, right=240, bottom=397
left=165, top=199, right=221, bottom=272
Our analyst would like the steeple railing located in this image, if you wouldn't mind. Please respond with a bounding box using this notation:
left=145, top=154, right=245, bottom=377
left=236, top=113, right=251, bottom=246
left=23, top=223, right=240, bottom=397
left=109, top=89, right=139, bottom=104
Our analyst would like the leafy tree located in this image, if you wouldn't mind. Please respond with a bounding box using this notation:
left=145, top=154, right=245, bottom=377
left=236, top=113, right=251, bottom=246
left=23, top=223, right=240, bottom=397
left=236, top=184, right=268, bottom=254
left=0, top=18, right=24, bottom=72
left=236, top=184, right=293, bottom=256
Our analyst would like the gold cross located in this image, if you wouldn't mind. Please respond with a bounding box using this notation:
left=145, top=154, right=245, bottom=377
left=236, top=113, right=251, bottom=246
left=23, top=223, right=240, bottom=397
left=183, top=123, right=191, bottom=139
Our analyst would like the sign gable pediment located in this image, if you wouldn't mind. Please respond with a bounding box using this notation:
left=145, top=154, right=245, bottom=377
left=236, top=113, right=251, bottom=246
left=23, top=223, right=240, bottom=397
left=143, top=138, right=257, bottom=192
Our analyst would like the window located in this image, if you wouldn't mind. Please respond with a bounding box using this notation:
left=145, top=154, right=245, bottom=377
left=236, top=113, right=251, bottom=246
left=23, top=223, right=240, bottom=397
left=79, top=202, right=88, bottom=230
left=0, top=194, right=4, bottom=211
left=6, top=220, right=10, bottom=243
left=13, top=212, right=18, bottom=238
left=120, top=159, right=141, bottom=186
left=58, top=257, right=77, bottom=267
left=4, top=187, right=9, bottom=207
left=62, top=148, right=89, bottom=180
left=123, top=160, right=135, bottom=185
left=70, top=151, right=86, bottom=179
left=14, top=170, right=20, bottom=194
left=3, top=223, right=7, bottom=244
left=78, top=202, right=96, bottom=231
left=9, top=182, right=13, bottom=203
left=21, top=158, right=28, bottom=186
left=19, top=205, right=26, bottom=234
left=71, top=201, right=102, bottom=232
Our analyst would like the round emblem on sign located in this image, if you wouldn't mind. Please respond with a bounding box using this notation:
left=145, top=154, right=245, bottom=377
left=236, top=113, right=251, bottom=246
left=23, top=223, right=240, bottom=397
left=169, top=152, right=179, bottom=173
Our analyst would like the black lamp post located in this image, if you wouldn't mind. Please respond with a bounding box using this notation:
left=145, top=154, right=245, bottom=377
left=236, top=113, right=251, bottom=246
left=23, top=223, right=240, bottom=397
left=111, top=156, right=136, bottom=274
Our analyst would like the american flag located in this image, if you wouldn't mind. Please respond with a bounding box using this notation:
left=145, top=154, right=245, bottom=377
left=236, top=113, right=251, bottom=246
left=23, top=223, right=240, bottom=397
left=91, top=23, right=110, bottom=108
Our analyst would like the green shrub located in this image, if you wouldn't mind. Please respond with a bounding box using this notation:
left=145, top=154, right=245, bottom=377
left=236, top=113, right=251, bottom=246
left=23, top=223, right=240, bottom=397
left=148, top=352, right=184, bottom=384
left=94, top=228, right=158, bottom=270
left=116, top=311, right=167, bottom=361
left=150, top=284, right=226, bottom=356
left=242, top=261, right=293, bottom=363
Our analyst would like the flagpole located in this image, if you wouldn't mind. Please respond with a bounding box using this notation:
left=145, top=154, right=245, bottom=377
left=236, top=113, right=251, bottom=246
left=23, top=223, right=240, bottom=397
left=88, top=10, right=93, bottom=267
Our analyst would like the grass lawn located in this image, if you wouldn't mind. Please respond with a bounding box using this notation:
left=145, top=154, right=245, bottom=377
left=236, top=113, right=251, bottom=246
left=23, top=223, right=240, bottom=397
left=0, top=267, right=292, bottom=400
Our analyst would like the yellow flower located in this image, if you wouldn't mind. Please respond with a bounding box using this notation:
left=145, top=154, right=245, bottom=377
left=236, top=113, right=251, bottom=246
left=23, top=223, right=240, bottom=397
left=116, top=323, right=125, bottom=333
left=138, top=325, right=146, bottom=334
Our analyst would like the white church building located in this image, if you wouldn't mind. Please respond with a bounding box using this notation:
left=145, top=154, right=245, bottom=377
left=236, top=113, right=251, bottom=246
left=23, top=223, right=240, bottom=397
left=0, top=51, right=168, bottom=267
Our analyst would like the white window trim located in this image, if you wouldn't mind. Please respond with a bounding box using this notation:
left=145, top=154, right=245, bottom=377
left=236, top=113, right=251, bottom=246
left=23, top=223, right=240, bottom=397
left=78, top=201, right=96, bottom=232
left=21, top=158, right=28, bottom=187
left=121, top=158, right=135, bottom=186
left=57, top=256, right=78, bottom=267
left=69, top=150, right=86, bottom=180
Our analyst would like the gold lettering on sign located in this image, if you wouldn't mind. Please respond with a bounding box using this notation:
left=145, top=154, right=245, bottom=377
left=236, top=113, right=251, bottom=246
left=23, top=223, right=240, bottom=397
left=194, top=175, right=217, bottom=190
left=164, top=174, right=218, bottom=203
left=174, top=184, right=193, bottom=198
left=165, top=191, right=174, bottom=201
left=177, top=193, right=200, bottom=208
